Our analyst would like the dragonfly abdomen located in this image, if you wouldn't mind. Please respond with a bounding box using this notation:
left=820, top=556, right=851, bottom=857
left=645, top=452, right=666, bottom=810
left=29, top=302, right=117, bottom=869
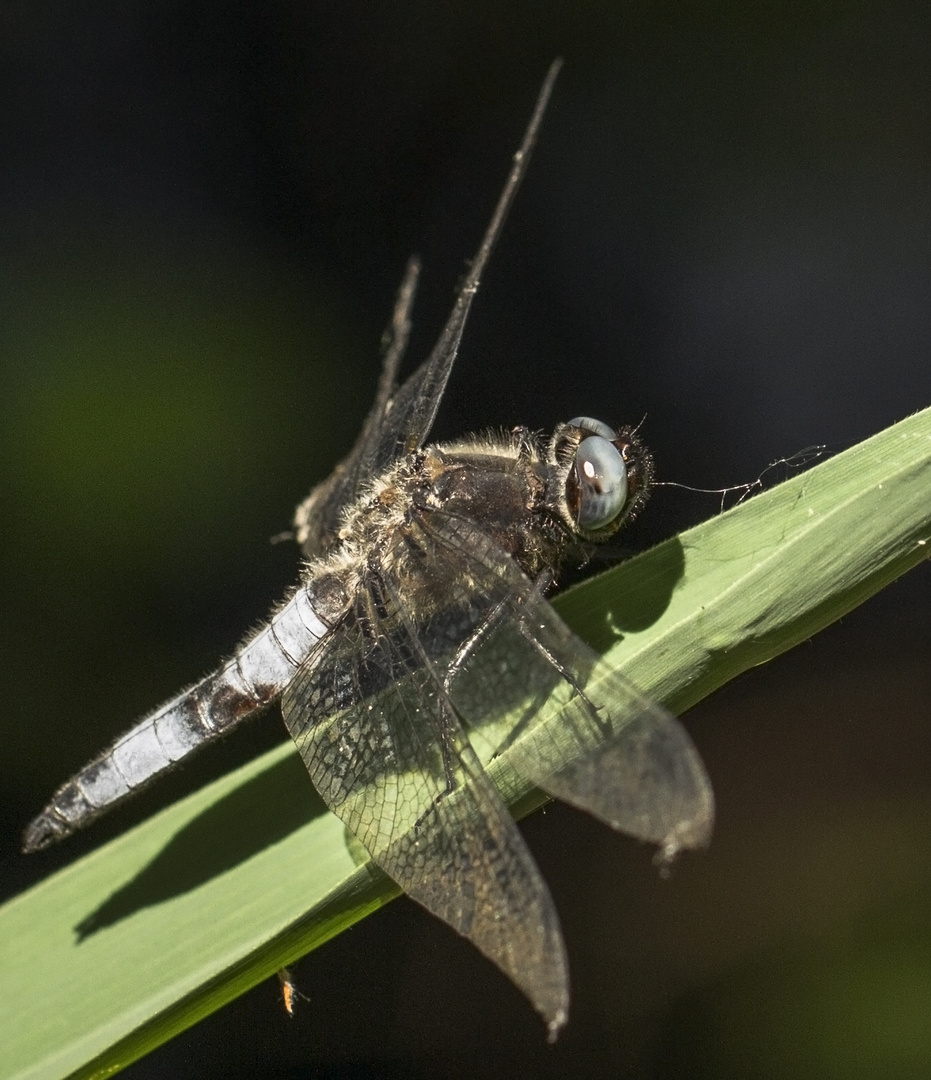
left=22, top=584, right=333, bottom=852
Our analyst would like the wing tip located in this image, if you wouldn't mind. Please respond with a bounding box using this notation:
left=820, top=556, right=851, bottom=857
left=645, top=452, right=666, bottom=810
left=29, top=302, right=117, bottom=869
left=653, top=794, right=716, bottom=873
left=545, top=1003, right=569, bottom=1044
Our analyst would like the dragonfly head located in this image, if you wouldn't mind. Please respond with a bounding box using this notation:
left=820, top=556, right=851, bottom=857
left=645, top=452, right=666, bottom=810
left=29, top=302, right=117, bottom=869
left=547, top=416, right=654, bottom=541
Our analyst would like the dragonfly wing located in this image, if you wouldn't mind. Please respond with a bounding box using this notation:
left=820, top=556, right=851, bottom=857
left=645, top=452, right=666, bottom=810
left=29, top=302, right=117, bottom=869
left=280, top=572, right=569, bottom=1035
left=295, top=62, right=561, bottom=558
left=422, top=514, right=714, bottom=859
left=365, top=62, right=560, bottom=473
left=295, top=259, right=420, bottom=558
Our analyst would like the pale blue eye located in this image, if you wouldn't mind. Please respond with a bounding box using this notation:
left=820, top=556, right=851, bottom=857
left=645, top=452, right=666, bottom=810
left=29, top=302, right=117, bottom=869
left=568, top=416, right=616, bottom=441
left=574, top=435, right=628, bottom=529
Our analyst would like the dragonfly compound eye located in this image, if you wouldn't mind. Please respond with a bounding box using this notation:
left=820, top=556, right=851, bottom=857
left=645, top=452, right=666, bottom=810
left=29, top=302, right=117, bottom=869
left=573, top=434, right=629, bottom=530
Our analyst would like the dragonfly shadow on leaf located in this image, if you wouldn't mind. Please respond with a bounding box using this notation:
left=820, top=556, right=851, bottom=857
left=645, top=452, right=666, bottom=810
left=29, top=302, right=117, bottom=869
left=74, top=749, right=326, bottom=940
left=557, top=534, right=686, bottom=654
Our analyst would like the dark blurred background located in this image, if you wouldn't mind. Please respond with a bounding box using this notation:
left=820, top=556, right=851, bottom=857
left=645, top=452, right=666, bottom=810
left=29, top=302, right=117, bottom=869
left=2, top=3, right=930, bottom=1078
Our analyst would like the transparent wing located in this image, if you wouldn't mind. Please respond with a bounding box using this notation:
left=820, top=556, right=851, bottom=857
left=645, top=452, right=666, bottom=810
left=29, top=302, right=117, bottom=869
left=279, top=570, right=569, bottom=1035
left=296, top=60, right=561, bottom=559
left=295, top=258, right=420, bottom=557
left=423, top=515, right=715, bottom=859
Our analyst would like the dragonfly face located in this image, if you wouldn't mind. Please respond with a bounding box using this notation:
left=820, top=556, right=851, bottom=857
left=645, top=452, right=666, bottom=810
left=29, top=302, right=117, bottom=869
left=23, top=61, right=713, bottom=1037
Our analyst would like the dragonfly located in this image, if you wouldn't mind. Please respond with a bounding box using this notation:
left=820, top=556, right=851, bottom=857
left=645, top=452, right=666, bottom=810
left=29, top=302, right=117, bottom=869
left=23, top=60, right=713, bottom=1037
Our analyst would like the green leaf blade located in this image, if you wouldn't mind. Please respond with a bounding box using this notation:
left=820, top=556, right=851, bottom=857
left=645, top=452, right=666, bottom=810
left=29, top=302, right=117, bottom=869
left=3, top=406, right=929, bottom=1079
